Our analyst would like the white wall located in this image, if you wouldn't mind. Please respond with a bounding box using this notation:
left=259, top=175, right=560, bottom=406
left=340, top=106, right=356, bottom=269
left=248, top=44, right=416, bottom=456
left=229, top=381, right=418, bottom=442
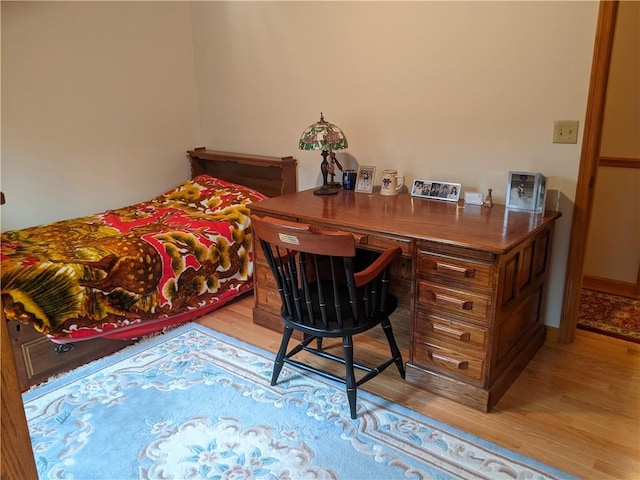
left=1, top=1, right=602, bottom=328
left=191, top=1, right=600, bottom=327
left=1, top=2, right=201, bottom=230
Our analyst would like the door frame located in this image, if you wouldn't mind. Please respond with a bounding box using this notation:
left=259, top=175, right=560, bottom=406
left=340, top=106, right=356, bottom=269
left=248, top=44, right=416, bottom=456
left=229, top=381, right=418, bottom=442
left=559, top=1, right=619, bottom=343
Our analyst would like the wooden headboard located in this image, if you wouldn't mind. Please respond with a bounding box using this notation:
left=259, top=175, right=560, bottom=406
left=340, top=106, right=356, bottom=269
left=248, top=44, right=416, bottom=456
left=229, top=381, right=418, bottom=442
left=187, top=147, right=297, bottom=198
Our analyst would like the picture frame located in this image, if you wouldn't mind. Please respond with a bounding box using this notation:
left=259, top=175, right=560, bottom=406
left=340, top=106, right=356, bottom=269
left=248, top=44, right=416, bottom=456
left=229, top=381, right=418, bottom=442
left=506, top=171, right=547, bottom=212
left=410, top=179, right=461, bottom=202
left=355, top=165, right=376, bottom=194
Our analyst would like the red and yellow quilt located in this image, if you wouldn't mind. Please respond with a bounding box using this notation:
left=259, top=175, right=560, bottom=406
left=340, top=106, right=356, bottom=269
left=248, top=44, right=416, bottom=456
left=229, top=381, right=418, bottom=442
left=1, top=175, right=267, bottom=342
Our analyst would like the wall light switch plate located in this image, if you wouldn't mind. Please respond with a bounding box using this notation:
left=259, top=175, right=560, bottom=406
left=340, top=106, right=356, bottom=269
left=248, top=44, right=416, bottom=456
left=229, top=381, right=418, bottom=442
left=553, top=120, right=579, bottom=144
left=464, top=192, right=483, bottom=205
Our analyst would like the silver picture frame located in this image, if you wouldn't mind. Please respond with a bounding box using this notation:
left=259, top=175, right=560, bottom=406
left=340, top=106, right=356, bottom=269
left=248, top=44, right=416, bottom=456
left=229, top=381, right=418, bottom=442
left=411, top=179, right=461, bottom=202
left=506, top=171, right=547, bottom=212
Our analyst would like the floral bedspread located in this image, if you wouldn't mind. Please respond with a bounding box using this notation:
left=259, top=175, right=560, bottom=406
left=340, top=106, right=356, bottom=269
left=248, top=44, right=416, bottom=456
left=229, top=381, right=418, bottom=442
left=1, top=175, right=267, bottom=342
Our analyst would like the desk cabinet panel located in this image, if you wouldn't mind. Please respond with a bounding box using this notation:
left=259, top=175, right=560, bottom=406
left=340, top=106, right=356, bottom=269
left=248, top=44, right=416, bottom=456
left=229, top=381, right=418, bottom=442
left=252, top=257, right=286, bottom=332
left=496, top=289, right=542, bottom=364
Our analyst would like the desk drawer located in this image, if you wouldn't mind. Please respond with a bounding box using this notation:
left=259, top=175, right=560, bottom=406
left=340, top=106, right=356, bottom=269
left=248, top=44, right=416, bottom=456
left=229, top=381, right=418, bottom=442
left=412, top=336, right=486, bottom=384
left=8, top=321, right=133, bottom=391
left=416, top=280, right=491, bottom=323
left=414, top=309, right=488, bottom=352
left=361, top=234, right=412, bottom=256
left=416, top=250, right=494, bottom=290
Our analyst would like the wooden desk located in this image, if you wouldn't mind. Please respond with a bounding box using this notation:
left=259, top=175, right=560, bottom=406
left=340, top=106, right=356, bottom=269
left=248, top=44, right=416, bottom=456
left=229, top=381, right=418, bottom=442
left=250, top=189, right=561, bottom=411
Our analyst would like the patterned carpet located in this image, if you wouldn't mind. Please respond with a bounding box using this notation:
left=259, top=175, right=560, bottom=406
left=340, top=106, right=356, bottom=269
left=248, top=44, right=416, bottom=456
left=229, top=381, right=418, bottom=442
left=577, top=289, right=640, bottom=343
left=23, top=324, right=576, bottom=479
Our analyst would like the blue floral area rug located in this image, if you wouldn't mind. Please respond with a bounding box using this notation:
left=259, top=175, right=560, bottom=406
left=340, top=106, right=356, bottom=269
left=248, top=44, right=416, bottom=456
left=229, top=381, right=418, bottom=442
left=24, top=323, right=576, bottom=480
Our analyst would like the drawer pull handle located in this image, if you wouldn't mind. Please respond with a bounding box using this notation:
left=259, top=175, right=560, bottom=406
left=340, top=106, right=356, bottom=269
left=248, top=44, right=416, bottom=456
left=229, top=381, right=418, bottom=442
left=55, top=343, right=74, bottom=355
left=353, top=233, right=367, bottom=245
left=432, top=322, right=471, bottom=341
left=429, top=351, right=468, bottom=370
left=430, top=291, right=474, bottom=311
left=435, top=262, right=475, bottom=278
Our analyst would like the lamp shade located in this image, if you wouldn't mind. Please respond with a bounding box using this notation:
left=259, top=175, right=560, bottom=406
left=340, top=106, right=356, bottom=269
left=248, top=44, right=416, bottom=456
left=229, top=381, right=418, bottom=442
left=299, top=113, right=348, bottom=152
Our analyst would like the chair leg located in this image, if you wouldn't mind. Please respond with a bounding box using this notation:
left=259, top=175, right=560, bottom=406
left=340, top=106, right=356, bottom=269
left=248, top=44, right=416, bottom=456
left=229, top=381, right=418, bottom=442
left=342, top=335, right=358, bottom=419
left=381, top=319, right=405, bottom=379
left=271, top=326, right=294, bottom=386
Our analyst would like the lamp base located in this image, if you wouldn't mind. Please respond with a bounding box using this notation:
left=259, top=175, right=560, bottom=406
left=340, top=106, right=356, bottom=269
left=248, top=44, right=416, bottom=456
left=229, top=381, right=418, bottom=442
left=313, top=185, right=340, bottom=195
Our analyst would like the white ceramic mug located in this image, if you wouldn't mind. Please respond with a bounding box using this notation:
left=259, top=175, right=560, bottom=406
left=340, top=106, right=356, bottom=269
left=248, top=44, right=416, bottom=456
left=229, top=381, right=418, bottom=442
left=380, top=169, right=404, bottom=196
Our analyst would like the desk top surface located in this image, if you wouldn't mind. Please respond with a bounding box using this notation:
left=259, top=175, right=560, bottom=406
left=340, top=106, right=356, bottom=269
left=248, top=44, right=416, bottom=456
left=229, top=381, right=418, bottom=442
left=250, top=189, right=561, bottom=254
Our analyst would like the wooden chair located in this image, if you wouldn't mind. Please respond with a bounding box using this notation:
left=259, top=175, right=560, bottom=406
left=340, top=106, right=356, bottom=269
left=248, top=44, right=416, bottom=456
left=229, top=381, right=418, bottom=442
left=252, top=215, right=405, bottom=419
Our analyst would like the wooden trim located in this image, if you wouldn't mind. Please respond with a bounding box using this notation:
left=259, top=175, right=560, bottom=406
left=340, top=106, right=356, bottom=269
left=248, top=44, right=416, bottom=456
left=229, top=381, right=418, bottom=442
left=599, top=156, right=640, bottom=168
left=1, top=314, right=38, bottom=479
left=544, top=325, right=561, bottom=343
left=582, top=274, right=640, bottom=300
left=559, top=1, right=619, bottom=344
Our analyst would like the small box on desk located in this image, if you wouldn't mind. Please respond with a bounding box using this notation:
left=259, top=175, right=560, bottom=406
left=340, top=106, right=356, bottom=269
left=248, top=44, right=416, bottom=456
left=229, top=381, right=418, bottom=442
left=506, top=172, right=547, bottom=212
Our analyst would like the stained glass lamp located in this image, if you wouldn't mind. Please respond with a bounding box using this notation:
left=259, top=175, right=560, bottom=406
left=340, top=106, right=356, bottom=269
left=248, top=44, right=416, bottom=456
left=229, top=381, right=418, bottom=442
left=299, top=113, right=349, bottom=195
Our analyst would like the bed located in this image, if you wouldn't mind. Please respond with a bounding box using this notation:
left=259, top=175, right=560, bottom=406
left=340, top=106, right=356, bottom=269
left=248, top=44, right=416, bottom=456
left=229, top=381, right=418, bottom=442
left=2, top=148, right=297, bottom=389
left=2, top=148, right=296, bottom=346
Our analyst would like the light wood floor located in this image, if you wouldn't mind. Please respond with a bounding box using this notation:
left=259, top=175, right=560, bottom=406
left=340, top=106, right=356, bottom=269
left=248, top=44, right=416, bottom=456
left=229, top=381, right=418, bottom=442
left=197, top=294, right=640, bottom=480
